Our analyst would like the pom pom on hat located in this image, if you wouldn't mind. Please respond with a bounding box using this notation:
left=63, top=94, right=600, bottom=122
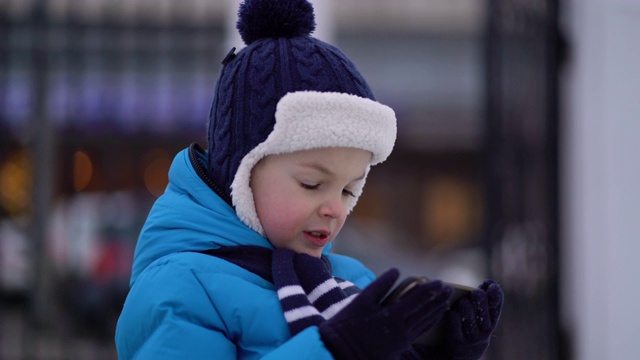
left=237, top=0, right=316, bottom=45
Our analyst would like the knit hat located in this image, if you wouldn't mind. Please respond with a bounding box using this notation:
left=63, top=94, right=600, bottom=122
left=207, top=0, right=397, bottom=235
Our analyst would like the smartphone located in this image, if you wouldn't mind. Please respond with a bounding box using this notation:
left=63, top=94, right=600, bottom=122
left=380, top=276, right=477, bottom=346
left=381, top=276, right=474, bottom=306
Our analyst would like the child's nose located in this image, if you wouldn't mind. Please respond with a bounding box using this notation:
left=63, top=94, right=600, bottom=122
left=319, top=194, right=346, bottom=219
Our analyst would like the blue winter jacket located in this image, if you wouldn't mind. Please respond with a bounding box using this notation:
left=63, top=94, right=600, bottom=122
left=115, top=146, right=376, bottom=359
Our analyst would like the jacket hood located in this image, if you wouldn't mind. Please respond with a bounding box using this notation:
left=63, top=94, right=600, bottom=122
left=129, top=147, right=273, bottom=287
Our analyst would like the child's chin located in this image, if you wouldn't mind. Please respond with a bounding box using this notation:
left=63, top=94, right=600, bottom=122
left=293, top=247, right=324, bottom=258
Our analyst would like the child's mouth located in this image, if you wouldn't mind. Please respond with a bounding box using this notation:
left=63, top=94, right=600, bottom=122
left=304, top=231, right=330, bottom=247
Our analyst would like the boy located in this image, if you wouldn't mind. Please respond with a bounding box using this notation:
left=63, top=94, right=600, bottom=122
left=115, top=0, right=503, bottom=359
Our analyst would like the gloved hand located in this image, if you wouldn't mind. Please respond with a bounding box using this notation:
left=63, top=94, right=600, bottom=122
left=413, top=280, right=504, bottom=360
left=319, top=268, right=453, bottom=360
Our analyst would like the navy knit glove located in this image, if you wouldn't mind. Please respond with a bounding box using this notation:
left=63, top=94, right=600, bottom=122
left=319, top=268, right=453, bottom=360
left=412, top=280, right=504, bottom=360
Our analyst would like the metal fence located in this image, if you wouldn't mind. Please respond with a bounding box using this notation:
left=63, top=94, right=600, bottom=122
left=1, top=2, right=224, bottom=358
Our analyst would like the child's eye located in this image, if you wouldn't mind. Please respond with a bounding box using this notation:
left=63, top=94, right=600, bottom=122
left=300, top=183, right=319, bottom=190
left=343, top=189, right=356, bottom=198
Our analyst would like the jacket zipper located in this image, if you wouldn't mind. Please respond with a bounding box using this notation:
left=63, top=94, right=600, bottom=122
left=188, top=143, right=233, bottom=207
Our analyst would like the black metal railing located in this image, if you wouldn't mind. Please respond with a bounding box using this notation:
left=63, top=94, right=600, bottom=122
left=483, top=0, right=565, bottom=359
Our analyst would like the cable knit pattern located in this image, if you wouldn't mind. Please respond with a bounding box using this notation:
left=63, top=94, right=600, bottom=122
left=208, top=54, right=240, bottom=187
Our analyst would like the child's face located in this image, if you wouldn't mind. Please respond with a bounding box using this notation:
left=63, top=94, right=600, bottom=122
left=250, top=147, right=372, bottom=257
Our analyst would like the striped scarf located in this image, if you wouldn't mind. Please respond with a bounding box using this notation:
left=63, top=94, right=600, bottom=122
left=198, top=246, right=361, bottom=336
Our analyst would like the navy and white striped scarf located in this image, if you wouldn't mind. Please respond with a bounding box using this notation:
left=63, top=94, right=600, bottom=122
left=199, top=246, right=361, bottom=336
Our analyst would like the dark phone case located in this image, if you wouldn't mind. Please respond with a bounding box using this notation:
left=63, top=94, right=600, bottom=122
left=381, top=276, right=473, bottom=305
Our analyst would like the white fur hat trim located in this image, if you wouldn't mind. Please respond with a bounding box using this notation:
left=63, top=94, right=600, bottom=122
left=230, top=91, right=397, bottom=235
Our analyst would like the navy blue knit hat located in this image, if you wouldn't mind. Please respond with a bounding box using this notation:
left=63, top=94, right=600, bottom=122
left=208, top=0, right=397, bottom=235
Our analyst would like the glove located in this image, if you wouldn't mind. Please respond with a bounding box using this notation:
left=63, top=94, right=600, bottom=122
left=319, top=268, right=453, bottom=360
left=413, top=280, right=504, bottom=360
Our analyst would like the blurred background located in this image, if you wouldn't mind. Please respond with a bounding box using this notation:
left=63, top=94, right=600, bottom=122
left=1, top=0, right=638, bottom=359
